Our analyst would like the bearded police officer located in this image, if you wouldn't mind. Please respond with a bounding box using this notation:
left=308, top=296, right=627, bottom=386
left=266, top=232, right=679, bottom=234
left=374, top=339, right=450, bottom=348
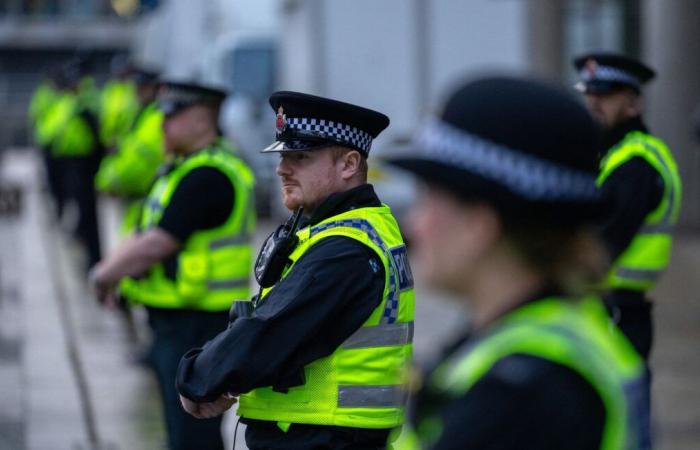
left=90, top=81, right=256, bottom=450
left=573, top=53, right=682, bottom=362
left=176, top=92, right=415, bottom=449
left=389, top=77, right=647, bottom=449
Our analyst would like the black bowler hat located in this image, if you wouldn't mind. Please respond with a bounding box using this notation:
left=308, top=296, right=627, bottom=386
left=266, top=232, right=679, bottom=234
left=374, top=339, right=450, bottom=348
left=262, top=91, right=390, bottom=157
left=389, top=77, right=607, bottom=224
left=573, top=52, right=655, bottom=94
left=157, top=81, right=226, bottom=117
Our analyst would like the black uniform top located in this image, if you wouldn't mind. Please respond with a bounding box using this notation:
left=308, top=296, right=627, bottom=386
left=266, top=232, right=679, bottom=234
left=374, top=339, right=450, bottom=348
left=410, top=292, right=606, bottom=450
left=176, top=183, right=387, bottom=398
left=598, top=116, right=664, bottom=262
left=157, top=161, right=235, bottom=279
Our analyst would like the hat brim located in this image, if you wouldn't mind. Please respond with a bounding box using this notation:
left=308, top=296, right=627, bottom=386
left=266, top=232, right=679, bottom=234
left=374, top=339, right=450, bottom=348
left=158, top=99, right=191, bottom=117
left=388, top=157, right=611, bottom=225
left=575, top=80, right=639, bottom=95
left=261, top=140, right=335, bottom=153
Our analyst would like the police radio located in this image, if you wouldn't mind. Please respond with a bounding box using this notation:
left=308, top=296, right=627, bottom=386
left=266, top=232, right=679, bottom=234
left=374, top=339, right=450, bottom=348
left=254, top=207, right=304, bottom=288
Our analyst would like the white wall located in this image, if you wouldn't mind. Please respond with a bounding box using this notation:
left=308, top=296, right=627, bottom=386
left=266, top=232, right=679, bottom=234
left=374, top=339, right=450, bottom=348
left=279, top=0, right=528, bottom=144
left=428, top=0, right=528, bottom=110
left=135, top=0, right=279, bottom=81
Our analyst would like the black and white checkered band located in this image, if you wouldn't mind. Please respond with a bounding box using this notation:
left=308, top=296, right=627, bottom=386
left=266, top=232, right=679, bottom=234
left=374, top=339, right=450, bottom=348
left=579, top=65, right=641, bottom=89
left=280, top=117, right=373, bottom=154
left=417, top=119, right=600, bottom=201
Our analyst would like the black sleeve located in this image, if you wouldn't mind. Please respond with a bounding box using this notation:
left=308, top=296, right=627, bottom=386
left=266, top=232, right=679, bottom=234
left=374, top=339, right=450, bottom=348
left=599, top=157, right=664, bottom=260
left=157, top=166, right=234, bottom=242
left=430, top=354, right=605, bottom=450
left=176, top=236, right=386, bottom=401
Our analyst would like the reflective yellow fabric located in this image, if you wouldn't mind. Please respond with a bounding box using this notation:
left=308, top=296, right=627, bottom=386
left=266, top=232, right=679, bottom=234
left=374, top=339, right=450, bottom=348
left=393, top=297, right=645, bottom=450
left=99, top=79, right=140, bottom=147
left=119, top=140, right=256, bottom=311
left=29, top=81, right=58, bottom=129
left=95, top=103, right=165, bottom=197
left=239, top=205, right=415, bottom=429
left=38, top=93, right=95, bottom=157
left=597, top=131, right=682, bottom=292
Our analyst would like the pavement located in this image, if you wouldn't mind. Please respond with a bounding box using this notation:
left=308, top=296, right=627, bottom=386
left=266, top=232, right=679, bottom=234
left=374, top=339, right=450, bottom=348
left=0, top=149, right=698, bottom=449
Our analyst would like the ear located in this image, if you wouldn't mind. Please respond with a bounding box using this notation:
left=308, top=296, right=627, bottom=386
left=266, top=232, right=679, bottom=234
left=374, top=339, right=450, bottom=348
left=625, top=91, right=643, bottom=117
left=338, top=150, right=362, bottom=180
left=466, top=203, right=503, bottom=252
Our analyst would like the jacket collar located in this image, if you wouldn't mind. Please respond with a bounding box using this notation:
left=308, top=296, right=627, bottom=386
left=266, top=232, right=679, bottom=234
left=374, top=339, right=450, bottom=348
left=602, top=115, right=649, bottom=157
left=304, top=184, right=381, bottom=227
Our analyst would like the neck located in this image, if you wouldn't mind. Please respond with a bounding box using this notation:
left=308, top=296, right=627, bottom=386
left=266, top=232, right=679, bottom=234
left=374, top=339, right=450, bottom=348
left=466, top=246, right=544, bottom=330
left=603, top=115, right=648, bottom=151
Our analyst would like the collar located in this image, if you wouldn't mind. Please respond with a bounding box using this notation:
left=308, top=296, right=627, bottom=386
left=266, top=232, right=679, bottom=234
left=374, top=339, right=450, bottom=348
left=305, top=184, right=381, bottom=227
left=602, top=116, right=649, bottom=155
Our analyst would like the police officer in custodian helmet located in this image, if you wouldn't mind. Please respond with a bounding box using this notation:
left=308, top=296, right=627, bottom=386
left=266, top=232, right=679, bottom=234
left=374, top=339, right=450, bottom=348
left=389, top=77, right=648, bottom=449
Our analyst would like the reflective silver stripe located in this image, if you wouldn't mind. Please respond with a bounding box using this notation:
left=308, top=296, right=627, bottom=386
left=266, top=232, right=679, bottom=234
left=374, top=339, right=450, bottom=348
left=342, top=322, right=414, bottom=349
left=207, top=278, right=249, bottom=290
left=615, top=267, right=664, bottom=282
left=337, top=385, right=405, bottom=408
left=209, top=234, right=251, bottom=249
left=639, top=223, right=674, bottom=234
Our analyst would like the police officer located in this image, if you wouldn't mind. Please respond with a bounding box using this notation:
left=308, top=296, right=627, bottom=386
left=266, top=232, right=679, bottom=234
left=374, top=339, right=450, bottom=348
left=29, top=67, right=64, bottom=216
left=90, top=81, right=256, bottom=450
left=39, top=58, right=104, bottom=269
left=388, top=77, right=647, bottom=449
left=99, top=57, right=141, bottom=149
left=573, top=53, right=682, bottom=360
left=175, top=92, right=415, bottom=449
left=95, top=67, right=164, bottom=233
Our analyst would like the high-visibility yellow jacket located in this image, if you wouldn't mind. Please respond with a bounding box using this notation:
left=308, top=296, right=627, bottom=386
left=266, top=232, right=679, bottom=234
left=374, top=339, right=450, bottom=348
left=95, top=103, right=164, bottom=197
left=239, top=205, right=415, bottom=430
left=598, top=131, right=682, bottom=292
left=120, top=140, right=256, bottom=311
left=393, top=297, right=646, bottom=450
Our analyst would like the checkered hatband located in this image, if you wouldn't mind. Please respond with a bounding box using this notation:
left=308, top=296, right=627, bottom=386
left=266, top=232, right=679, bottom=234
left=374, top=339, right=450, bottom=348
left=579, top=65, right=641, bottom=89
left=281, top=117, right=374, bottom=154
left=417, top=118, right=601, bottom=202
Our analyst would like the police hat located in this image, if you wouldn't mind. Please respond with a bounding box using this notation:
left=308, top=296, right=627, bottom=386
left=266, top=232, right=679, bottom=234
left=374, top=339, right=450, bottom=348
left=573, top=53, right=655, bottom=94
left=128, top=66, right=159, bottom=85
left=389, top=77, right=607, bottom=224
left=60, top=56, right=90, bottom=88
left=262, top=91, right=390, bottom=157
left=157, top=81, right=226, bottom=117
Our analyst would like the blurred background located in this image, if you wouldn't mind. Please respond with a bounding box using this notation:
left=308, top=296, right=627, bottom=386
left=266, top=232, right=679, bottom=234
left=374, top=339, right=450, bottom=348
left=0, top=0, right=698, bottom=449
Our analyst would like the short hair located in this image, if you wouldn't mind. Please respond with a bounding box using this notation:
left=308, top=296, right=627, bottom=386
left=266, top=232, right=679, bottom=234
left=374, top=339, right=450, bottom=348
left=330, top=146, right=368, bottom=180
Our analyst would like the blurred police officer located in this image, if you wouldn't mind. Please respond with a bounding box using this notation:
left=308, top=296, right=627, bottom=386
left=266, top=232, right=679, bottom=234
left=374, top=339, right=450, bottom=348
left=389, top=77, right=647, bottom=449
left=90, top=81, right=256, bottom=450
left=176, top=92, right=415, bottom=449
left=29, top=67, right=63, bottom=216
left=573, top=53, right=682, bottom=362
left=99, top=57, right=141, bottom=149
left=95, top=66, right=164, bottom=233
left=38, top=57, right=104, bottom=269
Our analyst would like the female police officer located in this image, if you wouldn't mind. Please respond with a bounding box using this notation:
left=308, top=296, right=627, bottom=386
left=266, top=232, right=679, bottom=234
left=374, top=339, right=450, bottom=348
left=388, top=77, right=648, bottom=449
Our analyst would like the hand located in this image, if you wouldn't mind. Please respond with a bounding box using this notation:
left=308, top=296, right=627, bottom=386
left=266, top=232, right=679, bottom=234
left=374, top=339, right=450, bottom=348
left=179, top=394, right=237, bottom=419
left=88, top=266, right=119, bottom=309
